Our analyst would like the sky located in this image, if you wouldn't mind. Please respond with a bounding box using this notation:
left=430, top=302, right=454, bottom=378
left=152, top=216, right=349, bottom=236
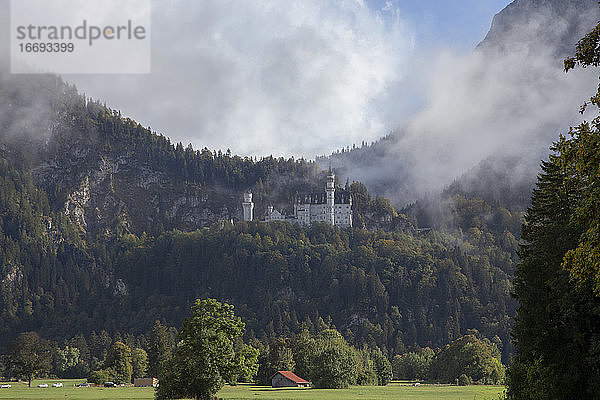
left=48, top=0, right=513, bottom=159
left=368, top=0, right=511, bottom=50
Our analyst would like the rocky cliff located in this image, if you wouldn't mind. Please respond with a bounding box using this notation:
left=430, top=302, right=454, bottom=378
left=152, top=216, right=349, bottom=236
left=478, top=0, right=600, bottom=56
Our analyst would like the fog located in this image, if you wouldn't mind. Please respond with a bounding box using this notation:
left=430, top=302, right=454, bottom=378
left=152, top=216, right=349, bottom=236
left=62, top=0, right=413, bottom=158
left=329, top=0, right=600, bottom=204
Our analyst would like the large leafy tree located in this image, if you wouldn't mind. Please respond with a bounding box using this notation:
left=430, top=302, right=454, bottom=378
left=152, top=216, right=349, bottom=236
left=6, top=332, right=52, bottom=387
left=104, top=341, right=133, bottom=384
left=54, top=346, right=82, bottom=378
left=311, top=329, right=358, bottom=389
left=507, top=19, right=600, bottom=399
left=155, top=298, right=257, bottom=400
left=428, top=335, right=504, bottom=385
left=562, top=22, right=600, bottom=294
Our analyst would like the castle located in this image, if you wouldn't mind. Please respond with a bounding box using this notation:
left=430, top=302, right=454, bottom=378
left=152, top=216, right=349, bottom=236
left=242, top=172, right=352, bottom=228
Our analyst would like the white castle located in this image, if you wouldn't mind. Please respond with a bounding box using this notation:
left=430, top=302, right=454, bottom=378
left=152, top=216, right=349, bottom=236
left=242, top=172, right=352, bottom=228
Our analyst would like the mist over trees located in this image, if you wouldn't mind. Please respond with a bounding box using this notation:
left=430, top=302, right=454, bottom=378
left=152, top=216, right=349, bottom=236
left=320, top=0, right=600, bottom=207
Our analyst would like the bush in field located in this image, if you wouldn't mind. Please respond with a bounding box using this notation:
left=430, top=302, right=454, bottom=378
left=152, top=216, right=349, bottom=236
left=88, top=368, right=115, bottom=384
left=429, top=335, right=504, bottom=384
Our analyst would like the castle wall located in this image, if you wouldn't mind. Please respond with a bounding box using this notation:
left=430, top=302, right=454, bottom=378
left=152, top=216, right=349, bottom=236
left=259, top=173, right=352, bottom=227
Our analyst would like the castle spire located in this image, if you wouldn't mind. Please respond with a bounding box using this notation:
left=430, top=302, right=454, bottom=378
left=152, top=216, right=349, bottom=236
left=242, top=191, right=254, bottom=222
left=326, top=169, right=335, bottom=226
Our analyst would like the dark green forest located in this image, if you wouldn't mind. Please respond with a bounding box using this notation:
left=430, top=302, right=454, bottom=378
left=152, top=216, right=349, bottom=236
left=0, top=74, right=523, bottom=368
left=114, top=217, right=517, bottom=360
left=0, top=148, right=520, bottom=362
left=507, top=21, right=600, bottom=399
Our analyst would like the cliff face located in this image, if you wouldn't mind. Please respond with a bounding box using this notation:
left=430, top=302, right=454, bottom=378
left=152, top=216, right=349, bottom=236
left=33, top=144, right=236, bottom=238
left=478, top=0, right=600, bottom=56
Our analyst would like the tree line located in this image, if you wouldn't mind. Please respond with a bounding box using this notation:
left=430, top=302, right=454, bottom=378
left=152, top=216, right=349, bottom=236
left=0, top=321, right=175, bottom=386
left=0, top=298, right=504, bottom=400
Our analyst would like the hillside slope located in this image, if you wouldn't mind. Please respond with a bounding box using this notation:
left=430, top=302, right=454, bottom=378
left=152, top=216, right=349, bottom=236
left=0, top=75, right=519, bottom=362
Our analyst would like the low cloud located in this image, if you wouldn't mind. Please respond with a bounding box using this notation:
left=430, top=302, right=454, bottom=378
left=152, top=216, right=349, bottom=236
left=332, top=0, right=600, bottom=204
left=65, top=0, right=413, bottom=157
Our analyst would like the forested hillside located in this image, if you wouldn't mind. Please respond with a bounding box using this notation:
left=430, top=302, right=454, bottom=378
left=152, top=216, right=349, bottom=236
left=0, top=72, right=520, bottom=364
left=0, top=153, right=109, bottom=342
left=112, top=220, right=516, bottom=361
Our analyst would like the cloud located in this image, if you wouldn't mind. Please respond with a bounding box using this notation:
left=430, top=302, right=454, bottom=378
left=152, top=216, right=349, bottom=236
left=398, top=1, right=600, bottom=194
left=330, top=0, right=600, bottom=205
left=397, top=50, right=595, bottom=193
left=64, top=0, right=413, bottom=157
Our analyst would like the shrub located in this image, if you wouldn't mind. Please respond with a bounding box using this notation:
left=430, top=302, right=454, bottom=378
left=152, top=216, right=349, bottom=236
left=458, top=374, right=471, bottom=386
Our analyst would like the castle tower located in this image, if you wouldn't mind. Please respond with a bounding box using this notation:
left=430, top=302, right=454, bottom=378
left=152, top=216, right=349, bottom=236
left=242, top=191, right=254, bottom=222
left=326, top=171, right=335, bottom=226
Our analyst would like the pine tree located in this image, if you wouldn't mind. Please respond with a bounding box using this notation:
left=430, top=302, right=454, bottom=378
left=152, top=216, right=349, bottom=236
left=147, top=321, right=172, bottom=378
left=508, top=18, right=600, bottom=399
left=507, top=143, right=600, bottom=398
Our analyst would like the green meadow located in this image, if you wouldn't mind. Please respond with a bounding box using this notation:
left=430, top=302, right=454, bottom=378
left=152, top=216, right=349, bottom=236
left=0, top=380, right=505, bottom=400
left=218, top=383, right=505, bottom=400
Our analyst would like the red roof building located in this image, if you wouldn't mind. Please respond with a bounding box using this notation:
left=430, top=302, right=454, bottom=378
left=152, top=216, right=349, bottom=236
left=271, top=371, right=310, bottom=388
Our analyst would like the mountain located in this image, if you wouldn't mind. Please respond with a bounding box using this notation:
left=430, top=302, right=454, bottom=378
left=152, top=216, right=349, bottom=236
left=320, top=0, right=600, bottom=208
left=0, top=73, right=519, bottom=362
left=0, top=0, right=596, bottom=364
left=478, top=0, right=600, bottom=55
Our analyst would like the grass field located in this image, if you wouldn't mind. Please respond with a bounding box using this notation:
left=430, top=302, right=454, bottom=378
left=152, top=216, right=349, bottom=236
left=218, top=383, right=505, bottom=400
left=0, top=379, right=505, bottom=400
left=0, top=379, right=153, bottom=399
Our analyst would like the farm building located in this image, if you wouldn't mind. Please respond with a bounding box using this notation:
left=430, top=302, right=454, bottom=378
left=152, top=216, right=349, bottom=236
left=134, top=377, right=159, bottom=387
left=271, top=371, right=310, bottom=388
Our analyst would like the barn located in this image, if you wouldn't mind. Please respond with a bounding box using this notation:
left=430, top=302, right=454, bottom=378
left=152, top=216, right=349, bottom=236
left=271, top=371, right=310, bottom=388
left=134, top=377, right=159, bottom=387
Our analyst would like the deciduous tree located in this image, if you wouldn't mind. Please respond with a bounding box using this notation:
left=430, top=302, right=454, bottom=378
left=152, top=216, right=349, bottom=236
left=132, top=347, right=148, bottom=379
left=371, top=347, right=392, bottom=386
left=429, top=335, right=504, bottom=385
left=155, top=298, right=257, bottom=400
left=104, top=341, right=133, bottom=384
left=311, top=329, right=357, bottom=389
left=7, top=332, right=52, bottom=387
